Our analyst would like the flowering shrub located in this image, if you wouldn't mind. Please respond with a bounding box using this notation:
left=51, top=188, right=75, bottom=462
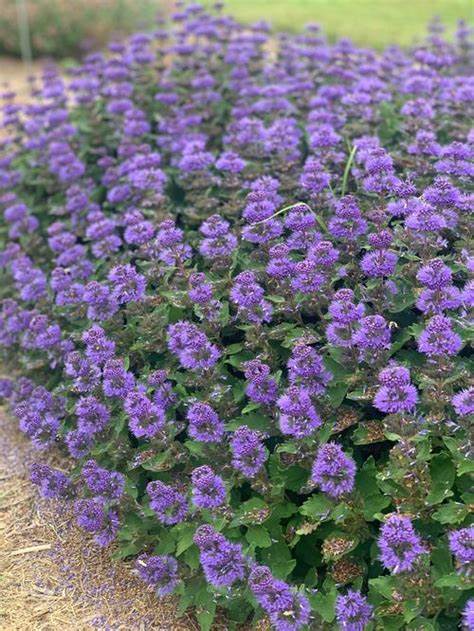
left=0, top=4, right=473, bottom=630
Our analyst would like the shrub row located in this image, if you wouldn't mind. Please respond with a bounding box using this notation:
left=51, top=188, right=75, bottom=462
left=0, top=5, right=472, bottom=630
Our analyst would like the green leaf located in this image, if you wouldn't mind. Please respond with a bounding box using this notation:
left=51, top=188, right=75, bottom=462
left=176, top=524, right=196, bottom=556
left=225, top=413, right=271, bottom=432
left=369, top=575, right=398, bottom=600
left=327, top=381, right=349, bottom=407
left=432, top=502, right=469, bottom=525
left=299, top=494, right=333, bottom=520
left=246, top=526, right=272, bottom=548
left=308, top=585, right=337, bottom=623
left=426, top=454, right=456, bottom=505
left=434, top=574, right=472, bottom=590
left=232, top=498, right=272, bottom=525
left=195, top=590, right=217, bottom=631
left=260, top=542, right=296, bottom=579
left=356, top=456, right=391, bottom=520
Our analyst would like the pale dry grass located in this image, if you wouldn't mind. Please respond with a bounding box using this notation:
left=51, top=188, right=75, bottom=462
left=0, top=412, right=198, bottom=631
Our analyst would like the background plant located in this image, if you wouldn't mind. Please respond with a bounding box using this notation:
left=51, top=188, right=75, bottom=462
left=0, top=0, right=158, bottom=58
left=0, top=4, right=472, bottom=630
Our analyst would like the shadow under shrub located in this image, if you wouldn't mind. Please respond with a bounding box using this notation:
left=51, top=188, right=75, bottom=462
left=0, top=5, right=473, bottom=630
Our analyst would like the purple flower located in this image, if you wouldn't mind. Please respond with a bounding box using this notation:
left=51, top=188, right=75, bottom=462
left=328, top=289, right=365, bottom=324
left=102, top=359, right=135, bottom=398
left=373, top=364, right=418, bottom=414
left=64, top=351, right=101, bottom=393
left=360, top=249, right=398, bottom=278
left=65, top=428, right=94, bottom=459
left=199, top=214, right=237, bottom=259
left=462, top=600, right=474, bottom=630
left=74, top=497, right=119, bottom=546
left=248, top=565, right=311, bottom=631
left=0, top=378, right=14, bottom=398
left=311, top=443, right=356, bottom=498
left=277, top=386, right=322, bottom=438
left=147, top=480, right=188, bottom=525
left=83, top=281, right=119, bottom=321
left=191, top=465, right=226, bottom=509
left=287, top=344, right=332, bottom=395
left=353, top=315, right=391, bottom=354
left=148, top=370, right=176, bottom=409
left=167, top=322, right=220, bottom=371
left=153, top=219, right=191, bottom=266
left=417, top=315, right=462, bottom=357
left=108, top=264, right=146, bottom=304
left=124, top=391, right=166, bottom=439
left=452, top=387, right=474, bottom=417
left=82, top=460, right=125, bottom=500
left=329, top=196, right=367, bottom=241
left=448, top=527, right=474, bottom=573
left=335, top=590, right=373, bottom=631
left=230, top=425, right=267, bottom=478
left=193, top=525, right=245, bottom=588
left=75, top=395, right=110, bottom=433
left=230, top=271, right=272, bottom=324
left=417, top=259, right=453, bottom=289
left=243, top=359, right=278, bottom=405
left=186, top=402, right=224, bottom=443
left=30, top=463, right=72, bottom=499
left=378, top=515, right=426, bottom=573
left=135, top=554, right=179, bottom=596
left=291, top=259, right=326, bottom=294
left=82, top=325, right=115, bottom=366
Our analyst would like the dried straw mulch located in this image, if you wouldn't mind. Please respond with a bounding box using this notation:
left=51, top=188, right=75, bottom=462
left=0, top=411, right=198, bottom=631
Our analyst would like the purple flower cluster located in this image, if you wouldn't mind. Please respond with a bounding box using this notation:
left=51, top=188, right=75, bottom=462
left=449, top=527, right=474, bottom=574
left=230, top=425, right=267, bottom=478
left=243, top=359, right=278, bottom=405
left=191, top=465, right=226, bottom=509
left=147, top=480, right=188, bottom=526
left=167, top=321, right=220, bottom=371
left=378, top=515, right=426, bottom=573
left=30, top=463, right=72, bottom=499
left=248, top=565, right=311, bottom=631
left=373, top=364, right=418, bottom=414
left=311, top=443, right=356, bottom=498
left=335, top=590, right=373, bottom=631
left=193, top=525, right=246, bottom=588
left=135, top=554, right=179, bottom=596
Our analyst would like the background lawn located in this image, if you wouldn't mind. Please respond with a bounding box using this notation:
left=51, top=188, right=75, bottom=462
left=203, top=0, right=472, bottom=48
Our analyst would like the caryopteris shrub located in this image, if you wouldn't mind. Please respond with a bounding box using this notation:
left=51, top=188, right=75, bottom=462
left=0, top=4, right=473, bottom=630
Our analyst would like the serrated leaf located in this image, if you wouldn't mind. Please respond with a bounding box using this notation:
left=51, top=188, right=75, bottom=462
left=260, top=542, right=296, bottom=578
left=300, top=494, right=333, bottom=519
left=426, top=454, right=455, bottom=505
left=356, top=456, right=391, bottom=520
left=246, top=526, right=272, bottom=548
left=308, top=585, right=337, bottom=623
left=176, top=524, right=196, bottom=556
left=432, top=502, right=469, bottom=525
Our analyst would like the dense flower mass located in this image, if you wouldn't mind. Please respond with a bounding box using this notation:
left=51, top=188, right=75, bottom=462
left=0, top=4, right=472, bottom=629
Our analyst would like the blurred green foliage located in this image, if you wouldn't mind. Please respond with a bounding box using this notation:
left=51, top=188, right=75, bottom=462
left=204, top=0, right=472, bottom=49
left=0, top=0, right=159, bottom=59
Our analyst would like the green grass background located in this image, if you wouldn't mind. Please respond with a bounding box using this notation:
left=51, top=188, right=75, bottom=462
left=204, top=0, right=472, bottom=48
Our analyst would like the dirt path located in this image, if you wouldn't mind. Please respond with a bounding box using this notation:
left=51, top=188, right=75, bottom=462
left=0, top=57, right=46, bottom=99
left=0, top=412, right=197, bottom=631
